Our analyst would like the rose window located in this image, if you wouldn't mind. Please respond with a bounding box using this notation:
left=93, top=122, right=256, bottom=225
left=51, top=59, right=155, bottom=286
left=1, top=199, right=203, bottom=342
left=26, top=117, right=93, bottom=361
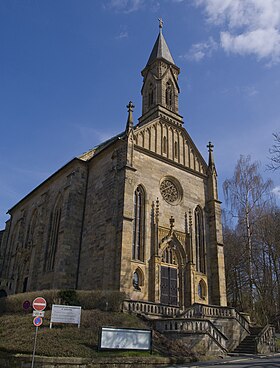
left=160, top=178, right=182, bottom=205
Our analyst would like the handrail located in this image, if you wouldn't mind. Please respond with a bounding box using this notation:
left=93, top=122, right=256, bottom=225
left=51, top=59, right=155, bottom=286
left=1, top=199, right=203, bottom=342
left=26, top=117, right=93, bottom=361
left=154, top=318, right=228, bottom=352
left=255, top=324, right=275, bottom=353
left=122, top=299, right=182, bottom=317
left=182, top=303, right=251, bottom=333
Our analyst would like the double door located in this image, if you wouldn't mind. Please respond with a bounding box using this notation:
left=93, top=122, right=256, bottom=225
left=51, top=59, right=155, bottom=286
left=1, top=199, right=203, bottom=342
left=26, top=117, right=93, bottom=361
left=160, top=266, right=178, bottom=305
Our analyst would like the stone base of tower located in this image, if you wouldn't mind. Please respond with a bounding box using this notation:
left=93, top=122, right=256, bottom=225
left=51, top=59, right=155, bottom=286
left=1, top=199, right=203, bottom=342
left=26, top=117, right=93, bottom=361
left=123, top=299, right=276, bottom=356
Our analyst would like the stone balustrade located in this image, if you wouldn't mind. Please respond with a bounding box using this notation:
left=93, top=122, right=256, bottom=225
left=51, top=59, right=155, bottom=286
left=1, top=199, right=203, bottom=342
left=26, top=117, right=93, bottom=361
left=256, top=325, right=276, bottom=353
left=155, top=318, right=228, bottom=350
left=183, top=303, right=250, bottom=332
left=122, top=299, right=181, bottom=317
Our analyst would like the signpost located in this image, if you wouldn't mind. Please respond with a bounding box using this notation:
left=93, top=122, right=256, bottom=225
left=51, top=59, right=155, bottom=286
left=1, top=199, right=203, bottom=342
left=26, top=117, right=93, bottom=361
left=23, top=300, right=31, bottom=310
left=31, top=297, right=46, bottom=368
left=33, top=310, right=45, bottom=317
left=33, top=316, right=43, bottom=327
left=32, top=297, right=47, bottom=311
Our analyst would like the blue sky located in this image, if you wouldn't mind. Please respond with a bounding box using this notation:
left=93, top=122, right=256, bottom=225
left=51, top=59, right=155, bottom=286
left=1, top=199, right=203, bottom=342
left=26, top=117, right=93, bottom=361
left=1, top=0, right=280, bottom=228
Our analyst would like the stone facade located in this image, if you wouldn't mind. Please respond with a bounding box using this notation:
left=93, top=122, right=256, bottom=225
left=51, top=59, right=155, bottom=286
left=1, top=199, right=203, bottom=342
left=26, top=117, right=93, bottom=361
left=0, top=26, right=227, bottom=309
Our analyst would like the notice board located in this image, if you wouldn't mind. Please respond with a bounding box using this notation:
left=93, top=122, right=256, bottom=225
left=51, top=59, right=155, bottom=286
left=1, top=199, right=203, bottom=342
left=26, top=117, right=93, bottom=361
left=99, top=327, right=152, bottom=351
left=50, top=304, right=81, bottom=328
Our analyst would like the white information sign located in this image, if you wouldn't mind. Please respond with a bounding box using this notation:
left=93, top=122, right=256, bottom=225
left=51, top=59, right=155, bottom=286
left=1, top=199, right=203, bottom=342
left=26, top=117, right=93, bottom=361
left=100, top=327, right=152, bottom=351
left=50, top=304, right=81, bottom=328
left=33, top=310, right=45, bottom=317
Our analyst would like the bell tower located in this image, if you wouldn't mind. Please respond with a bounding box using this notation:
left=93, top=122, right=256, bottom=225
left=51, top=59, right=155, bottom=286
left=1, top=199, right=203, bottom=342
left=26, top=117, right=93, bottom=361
left=139, top=19, right=183, bottom=127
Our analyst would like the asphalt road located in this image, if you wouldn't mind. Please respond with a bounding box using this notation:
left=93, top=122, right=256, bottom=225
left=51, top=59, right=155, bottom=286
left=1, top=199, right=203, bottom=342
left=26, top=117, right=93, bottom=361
left=163, top=354, right=280, bottom=368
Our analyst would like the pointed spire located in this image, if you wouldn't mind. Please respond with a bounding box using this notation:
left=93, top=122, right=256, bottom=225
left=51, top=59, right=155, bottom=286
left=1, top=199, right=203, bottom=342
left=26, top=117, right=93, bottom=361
left=170, top=216, right=175, bottom=230
left=155, top=197, right=160, bottom=224
left=207, top=141, right=215, bottom=168
left=146, top=19, right=175, bottom=67
left=207, top=141, right=218, bottom=200
left=126, top=101, right=134, bottom=131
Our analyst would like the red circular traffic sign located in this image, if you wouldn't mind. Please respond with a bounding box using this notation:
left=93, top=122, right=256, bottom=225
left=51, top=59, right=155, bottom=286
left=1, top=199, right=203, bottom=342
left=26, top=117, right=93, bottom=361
left=32, top=297, right=47, bottom=311
left=33, top=316, right=43, bottom=327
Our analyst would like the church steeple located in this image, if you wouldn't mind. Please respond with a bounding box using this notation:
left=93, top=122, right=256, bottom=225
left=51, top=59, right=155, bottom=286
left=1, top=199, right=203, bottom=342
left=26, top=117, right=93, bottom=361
left=146, top=19, right=175, bottom=67
left=139, top=20, right=183, bottom=126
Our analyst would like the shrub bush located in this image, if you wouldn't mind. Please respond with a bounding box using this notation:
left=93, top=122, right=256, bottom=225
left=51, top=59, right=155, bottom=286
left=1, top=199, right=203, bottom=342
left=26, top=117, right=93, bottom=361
left=77, top=290, right=126, bottom=311
left=0, top=289, right=126, bottom=314
left=0, top=290, right=59, bottom=314
left=58, top=289, right=79, bottom=306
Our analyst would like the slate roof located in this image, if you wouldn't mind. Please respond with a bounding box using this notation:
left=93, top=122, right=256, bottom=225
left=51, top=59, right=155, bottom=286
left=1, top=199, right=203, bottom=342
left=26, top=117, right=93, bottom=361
left=146, top=30, right=175, bottom=66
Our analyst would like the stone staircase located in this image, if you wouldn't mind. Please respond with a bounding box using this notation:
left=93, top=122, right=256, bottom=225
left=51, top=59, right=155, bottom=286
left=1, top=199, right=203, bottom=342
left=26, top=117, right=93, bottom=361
left=233, top=325, right=276, bottom=355
left=233, top=326, right=263, bottom=354
left=122, top=300, right=276, bottom=356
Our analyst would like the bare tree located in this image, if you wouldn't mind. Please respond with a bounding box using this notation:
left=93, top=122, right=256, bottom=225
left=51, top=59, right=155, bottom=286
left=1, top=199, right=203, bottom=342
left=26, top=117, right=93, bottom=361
left=223, top=155, right=273, bottom=315
left=255, top=207, right=280, bottom=326
left=223, top=225, right=249, bottom=311
left=268, top=132, right=280, bottom=171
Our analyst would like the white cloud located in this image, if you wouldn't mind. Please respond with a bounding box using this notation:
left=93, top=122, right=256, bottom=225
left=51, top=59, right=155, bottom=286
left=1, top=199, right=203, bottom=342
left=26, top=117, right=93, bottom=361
left=181, top=37, right=218, bottom=61
left=195, top=0, right=280, bottom=64
left=272, top=185, right=280, bottom=198
left=115, top=31, right=128, bottom=39
left=105, top=0, right=144, bottom=13
left=221, top=28, right=280, bottom=64
left=78, top=125, right=115, bottom=145
left=105, top=0, right=160, bottom=13
left=221, top=85, right=259, bottom=98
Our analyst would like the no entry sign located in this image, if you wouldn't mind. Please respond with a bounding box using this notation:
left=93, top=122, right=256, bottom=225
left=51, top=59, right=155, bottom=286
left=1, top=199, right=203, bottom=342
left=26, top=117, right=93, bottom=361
left=32, top=297, right=47, bottom=311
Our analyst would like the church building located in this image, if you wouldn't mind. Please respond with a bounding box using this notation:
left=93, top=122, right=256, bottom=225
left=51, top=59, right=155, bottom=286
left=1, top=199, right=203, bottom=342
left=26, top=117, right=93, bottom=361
left=0, top=23, right=227, bottom=308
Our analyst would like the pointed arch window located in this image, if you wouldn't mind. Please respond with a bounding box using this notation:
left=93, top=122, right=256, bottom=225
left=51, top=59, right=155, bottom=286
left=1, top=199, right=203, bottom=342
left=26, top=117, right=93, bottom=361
left=45, top=196, right=62, bottom=271
left=198, top=279, right=207, bottom=299
left=174, top=141, right=178, bottom=159
left=133, top=268, right=144, bottom=290
left=132, top=186, right=145, bottom=261
left=148, top=83, right=154, bottom=107
left=163, top=136, right=167, bottom=154
left=166, top=81, right=173, bottom=110
left=162, top=245, right=178, bottom=265
left=195, top=206, right=205, bottom=273
left=25, top=210, right=38, bottom=249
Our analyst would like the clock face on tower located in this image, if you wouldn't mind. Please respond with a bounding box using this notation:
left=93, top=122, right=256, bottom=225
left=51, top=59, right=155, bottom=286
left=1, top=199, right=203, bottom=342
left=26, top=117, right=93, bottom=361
left=160, top=177, right=182, bottom=205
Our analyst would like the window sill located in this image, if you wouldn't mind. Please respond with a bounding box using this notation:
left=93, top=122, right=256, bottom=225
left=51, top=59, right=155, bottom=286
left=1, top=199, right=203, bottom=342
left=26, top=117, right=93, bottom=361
left=131, top=259, right=145, bottom=265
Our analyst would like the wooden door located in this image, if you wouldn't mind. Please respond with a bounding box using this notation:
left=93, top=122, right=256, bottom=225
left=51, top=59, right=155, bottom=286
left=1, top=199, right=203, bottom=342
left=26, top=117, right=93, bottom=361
left=160, top=266, right=178, bottom=305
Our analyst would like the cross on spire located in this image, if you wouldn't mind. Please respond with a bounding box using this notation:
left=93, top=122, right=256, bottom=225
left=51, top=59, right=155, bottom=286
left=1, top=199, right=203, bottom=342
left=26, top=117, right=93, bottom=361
left=207, top=141, right=216, bottom=169
left=126, top=101, right=135, bottom=131
left=127, top=101, right=134, bottom=113
left=207, top=141, right=214, bottom=153
left=158, top=17, right=163, bottom=30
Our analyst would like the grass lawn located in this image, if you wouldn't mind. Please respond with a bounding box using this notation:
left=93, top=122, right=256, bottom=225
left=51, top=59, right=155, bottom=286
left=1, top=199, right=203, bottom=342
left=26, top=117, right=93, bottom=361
left=0, top=309, right=150, bottom=358
left=0, top=291, right=195, bottom=362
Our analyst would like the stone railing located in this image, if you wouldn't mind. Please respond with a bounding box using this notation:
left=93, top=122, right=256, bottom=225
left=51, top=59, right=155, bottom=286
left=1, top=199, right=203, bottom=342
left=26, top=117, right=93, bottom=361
left=182, top=303, right=250, bottom=333
left=155, top=318, right=228, bottom=351
left=122, top=299, right=182, bottom=318
left=256, top=324, right=276, bottom=354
